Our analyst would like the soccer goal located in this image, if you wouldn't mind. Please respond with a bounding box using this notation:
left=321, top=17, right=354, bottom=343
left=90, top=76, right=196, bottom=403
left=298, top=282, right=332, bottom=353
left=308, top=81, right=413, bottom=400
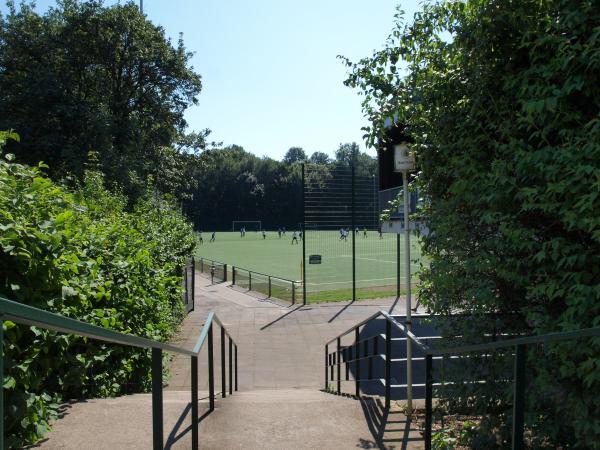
left=232, top=221, right=262, bottom=232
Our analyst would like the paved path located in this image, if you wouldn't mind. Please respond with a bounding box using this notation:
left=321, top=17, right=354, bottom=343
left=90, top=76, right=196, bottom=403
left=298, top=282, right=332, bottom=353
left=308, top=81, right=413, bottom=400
left=167, top=276, right=413, bottom=392
left=35, top=273, right=426, bottom=449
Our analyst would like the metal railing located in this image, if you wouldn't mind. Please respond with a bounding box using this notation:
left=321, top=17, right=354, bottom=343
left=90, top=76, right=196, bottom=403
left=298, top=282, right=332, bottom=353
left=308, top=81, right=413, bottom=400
left=198, top=257, right=228, bottom=283
left=324, top=310, right=600, bottom=450
left=182, top=257, right=195, bottom=313
left=231, top=266, right=299, bottom=304
left=0, top=296, right=239, bottom=450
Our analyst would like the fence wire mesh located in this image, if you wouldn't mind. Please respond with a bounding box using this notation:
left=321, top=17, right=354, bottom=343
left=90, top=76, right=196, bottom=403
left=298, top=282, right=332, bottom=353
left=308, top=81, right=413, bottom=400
left=303, top=163, right=422, bottom=303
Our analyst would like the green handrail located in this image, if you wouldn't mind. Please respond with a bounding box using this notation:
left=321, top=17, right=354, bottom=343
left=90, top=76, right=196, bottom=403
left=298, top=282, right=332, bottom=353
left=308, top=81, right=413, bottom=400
left=323, top=307, right=600, bottom=450
left=0, top=296, right=239, bottom=450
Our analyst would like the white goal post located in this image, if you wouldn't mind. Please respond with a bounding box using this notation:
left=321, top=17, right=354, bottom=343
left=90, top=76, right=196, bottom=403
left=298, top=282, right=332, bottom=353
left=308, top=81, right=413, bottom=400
left=232, top=221, right=262, bottom=232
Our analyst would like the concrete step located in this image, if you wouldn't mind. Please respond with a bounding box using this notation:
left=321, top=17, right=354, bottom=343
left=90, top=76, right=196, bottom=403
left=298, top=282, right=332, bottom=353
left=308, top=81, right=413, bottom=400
left=36, top=389, right=424, bottom=449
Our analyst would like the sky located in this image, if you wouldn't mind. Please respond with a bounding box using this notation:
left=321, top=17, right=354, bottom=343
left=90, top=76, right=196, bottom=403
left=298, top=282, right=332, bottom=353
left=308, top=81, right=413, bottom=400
left=2, top=0, right=422, bottom=160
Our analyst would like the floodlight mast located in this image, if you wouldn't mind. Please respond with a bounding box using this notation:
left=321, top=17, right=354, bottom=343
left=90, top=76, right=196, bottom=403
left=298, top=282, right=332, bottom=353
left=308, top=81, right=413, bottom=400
left=140, top=0, right=143, bottom=13
left=394, top=142, right=415, bottom=414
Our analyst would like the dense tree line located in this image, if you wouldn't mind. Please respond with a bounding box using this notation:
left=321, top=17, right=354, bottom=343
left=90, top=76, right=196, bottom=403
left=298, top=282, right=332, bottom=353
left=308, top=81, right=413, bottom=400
left=184, top=143, right=377, bottom=231
left=0, top=0, right=206, bottom=201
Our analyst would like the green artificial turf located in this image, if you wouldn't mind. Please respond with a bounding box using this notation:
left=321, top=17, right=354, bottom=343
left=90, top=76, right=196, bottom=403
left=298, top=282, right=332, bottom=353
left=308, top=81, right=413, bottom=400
left=196, top=230, right=425, bottom=303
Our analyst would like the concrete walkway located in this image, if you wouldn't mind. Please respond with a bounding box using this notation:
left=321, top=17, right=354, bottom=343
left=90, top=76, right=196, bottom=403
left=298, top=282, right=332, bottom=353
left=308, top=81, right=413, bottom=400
left=34, top=275, right=425, bottom=449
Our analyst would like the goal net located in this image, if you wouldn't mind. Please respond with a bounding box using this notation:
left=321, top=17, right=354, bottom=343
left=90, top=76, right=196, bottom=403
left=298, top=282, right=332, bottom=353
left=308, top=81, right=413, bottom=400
left=232, top=221, right=262, bottom=232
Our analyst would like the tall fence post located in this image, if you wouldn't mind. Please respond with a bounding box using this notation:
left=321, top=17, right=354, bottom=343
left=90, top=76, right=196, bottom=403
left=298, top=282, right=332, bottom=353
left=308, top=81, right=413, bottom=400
left=425, top=354, right=433, bottom=450
left=221, top=327, right=226, bottom=398
left=512, top=344, right=527, bottom=450
left=351, top=163, right=356, bottom=302
left=208, top=324, right=215, bottom=411
left=191, top=355, right=198, bottom=449
left=152, top=348, right=164, bottom=450
left=385, top=320, right=391, bottom=409
left=302, top=163, right=307, bottom=305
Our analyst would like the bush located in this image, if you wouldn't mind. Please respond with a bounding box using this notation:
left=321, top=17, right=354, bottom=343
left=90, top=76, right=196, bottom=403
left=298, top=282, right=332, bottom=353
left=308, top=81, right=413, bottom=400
left=343, top=1, right=600, bottom=447
left=0, top=132, right=195, bottom=447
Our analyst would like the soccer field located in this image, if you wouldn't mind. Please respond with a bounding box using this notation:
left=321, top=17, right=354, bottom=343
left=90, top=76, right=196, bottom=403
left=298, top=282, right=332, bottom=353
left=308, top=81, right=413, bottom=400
left=196, top=230, right=425, bottom=302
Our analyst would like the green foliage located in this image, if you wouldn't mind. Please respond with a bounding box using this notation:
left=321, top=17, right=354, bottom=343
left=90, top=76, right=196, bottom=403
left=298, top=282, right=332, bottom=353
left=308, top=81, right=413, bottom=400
left=0, top=0, right=204, bottom=201
left=0, top=135, right=194, bottom=447
left=343, top=0, right=600, bottom=447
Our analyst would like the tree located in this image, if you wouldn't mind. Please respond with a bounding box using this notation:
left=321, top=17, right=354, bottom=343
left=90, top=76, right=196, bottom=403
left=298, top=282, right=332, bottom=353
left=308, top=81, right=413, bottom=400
left=309, top=151, right=330, bottom=165
left=283, top=147, right=306, bottom=164
left=343, top=0, right=600, bottom=447
left=0, top=0, right=203, bottom=200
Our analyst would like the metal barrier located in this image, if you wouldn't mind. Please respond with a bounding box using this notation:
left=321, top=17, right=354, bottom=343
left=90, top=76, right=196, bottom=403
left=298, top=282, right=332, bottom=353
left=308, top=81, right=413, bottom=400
left=325, top=311, right=600, bottom=450
left=182, top=257, right=195, bottom=313
left=0, top=296, right=239, bottom=450
left=198, top=257, right=227, bottom=283
left=231, top=266, right=299, bottom=304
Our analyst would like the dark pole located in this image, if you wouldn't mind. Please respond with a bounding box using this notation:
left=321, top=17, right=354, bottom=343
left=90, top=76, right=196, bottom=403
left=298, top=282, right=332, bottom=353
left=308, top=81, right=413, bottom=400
left=229, top=338, right=233, bottom=395
left=151, top=348, right=163, bottom=450
left=512, top=345, right=527, bottom=450
left=351, top=163, right=356, bottom=302
left=355, top=328, right=360, bottom=397
left=0, top=315, right=4, bottom=450
left=385, top=320, right=391, bottom=409
left=396, top=233, right=401, bottom=298
left=208, top=324, right=214, bottom=411
left=234, top=345, right=238, bottom=391
left=302, top=163, right=307, bottom=305
left=191, top=257, right=195, bottom=311
left=337, top=337, right=341, bottom=394
left=425, top=354, right=433, bottom=450
left=325, top=344, right=329, bottom=390
left=191, top=355, right=198, bottom=449
left=221, top=327, right=226, bottom=398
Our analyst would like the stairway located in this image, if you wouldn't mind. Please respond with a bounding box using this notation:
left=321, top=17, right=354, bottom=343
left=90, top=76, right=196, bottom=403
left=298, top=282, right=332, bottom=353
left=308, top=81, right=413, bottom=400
left=37, top=389, right=423, bottom=449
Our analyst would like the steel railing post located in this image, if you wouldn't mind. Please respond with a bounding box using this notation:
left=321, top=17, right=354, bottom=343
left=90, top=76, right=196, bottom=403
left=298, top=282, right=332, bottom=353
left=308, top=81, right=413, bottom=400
left=152, top=348, right=164, bottom=450
left=191, top=355, right=198, bottom=449
left=221, top=327, right=226, bottom=398
left=512, top=344, right=527, bottom=450
left=0, top=314, right=4, bottom=450
left=425, top=354, right=433, bottom=450
left=292, top=281, right=296, bottom=304
left=229, top=337, right=233, bottom=395
left=208, top=324, right=215, bottom=411
left=268, top=276, right=272, bottom=297
left=385, top=320, right=391, bottom=409
left=200, top=258, right=204, bottom=273
left=355, top=328, right=360, bottom=397
left=235, top=344, right=238, bottom=391
left=224, top=264, right=227, bottom=282
left=191, top=257, right=195, bottom=311
left=232, top=266, right=236, bottom=285
left=249, top=272, right=252, bottom=291
left=325, top=344, right=329, bottom=390
left=337, top=337, right=341, bottom=394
